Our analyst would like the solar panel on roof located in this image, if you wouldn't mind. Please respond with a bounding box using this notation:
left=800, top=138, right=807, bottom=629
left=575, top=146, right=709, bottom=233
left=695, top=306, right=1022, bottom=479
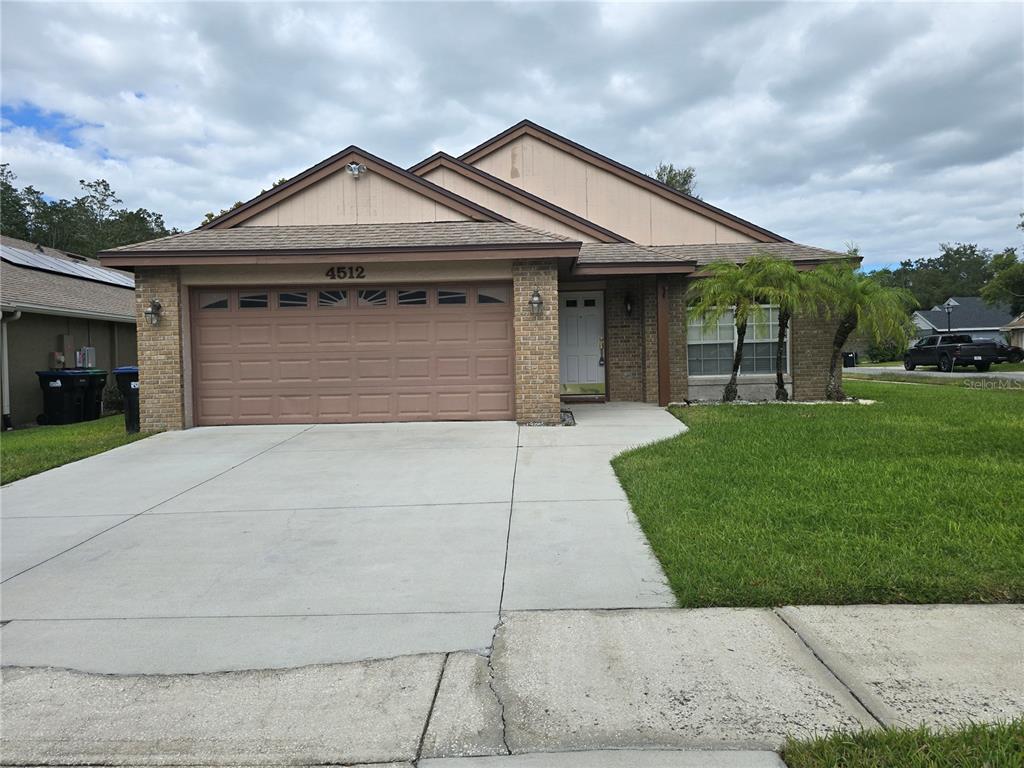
left=0, top=244, right=134, bottom=289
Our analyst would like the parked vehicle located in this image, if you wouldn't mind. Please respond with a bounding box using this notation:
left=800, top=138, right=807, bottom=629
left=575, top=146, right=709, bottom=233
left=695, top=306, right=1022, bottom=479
left=987, top=337, right=1024, bottom=364
left=903, top=334, right=1001, bottom=372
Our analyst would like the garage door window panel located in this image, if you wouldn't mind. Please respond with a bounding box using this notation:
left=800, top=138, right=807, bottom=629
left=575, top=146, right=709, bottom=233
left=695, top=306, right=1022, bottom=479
left=240, top=291, right=269, bottom=309
left=278, top=290, right=309, bottom=309
left=199, top=291, right=229, bottom=310
left=477, top=286, right=510, bottom=304
left=318, top=289, right=348, bottom=308
left=438, top=289, right=467, bottom=305
left=359, top=288, right=389, bottom=307
left=398, top=288, right=429, bottom=306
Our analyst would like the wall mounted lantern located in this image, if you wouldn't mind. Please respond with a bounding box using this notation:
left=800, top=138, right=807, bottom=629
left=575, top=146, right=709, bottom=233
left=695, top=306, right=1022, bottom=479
left=529, top=290, right=544, bottom=317
left=624, top=294, right=633, bottom=316
left=143, top=298, right=163, bottom=326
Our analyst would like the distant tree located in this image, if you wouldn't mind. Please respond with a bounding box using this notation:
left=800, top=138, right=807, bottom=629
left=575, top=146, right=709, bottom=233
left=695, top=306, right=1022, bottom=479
left=201, top=177, right=289, bottom=226
left=0, top=166, right=174, bottom=257
left=0, top=164, right=32, bottom=240
left=982, top=254, right=1024, bottom=315
left=653, top=162, right=699, bottom=198
left=877, top=243, right=1009, bottom=309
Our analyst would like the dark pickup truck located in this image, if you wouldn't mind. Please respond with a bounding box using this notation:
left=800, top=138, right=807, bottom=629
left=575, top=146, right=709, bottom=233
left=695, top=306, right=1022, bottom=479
left=904, top=334, right=1001, bottom=372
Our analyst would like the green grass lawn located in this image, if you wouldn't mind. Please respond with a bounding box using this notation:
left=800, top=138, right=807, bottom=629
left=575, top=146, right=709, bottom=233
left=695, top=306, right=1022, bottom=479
left=612, top=379, right=1024, bottom=607
left=782, top=719, right=1024, bottom=768
left=1, top=416, right=148, bottom=485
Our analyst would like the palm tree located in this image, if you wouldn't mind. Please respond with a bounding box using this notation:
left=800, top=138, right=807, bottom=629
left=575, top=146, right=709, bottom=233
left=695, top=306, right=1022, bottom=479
left=689, top=257, right=771, bottom=402
left=807, top=259, right=916, bottom=400
left=745, top=255, right=806, bottom=401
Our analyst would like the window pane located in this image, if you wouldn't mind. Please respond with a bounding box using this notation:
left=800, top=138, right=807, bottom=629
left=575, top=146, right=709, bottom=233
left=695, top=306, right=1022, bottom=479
left=478, top=286, right=510, bottom=304
left=318, top=289, right=348, bottom=308
left=239, top=291, right=268, bottom=309
left=198, top=291, right=228, bottom=310
left=398, top=288, right=428, bottom=306
left=584, top=298, right=597, bottom=307
left=438, top=289, right=467, bottom=305
left=278, top=290, right=308, bottom=308
left=359, top=288, right=388, bottom=307
left=565, top=299, right=578, bottom=308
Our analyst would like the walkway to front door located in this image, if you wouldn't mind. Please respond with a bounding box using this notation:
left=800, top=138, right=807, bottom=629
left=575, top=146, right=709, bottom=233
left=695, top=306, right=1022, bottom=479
left=0, top=402, right=683, bottom=673
left=559, top=291, right=605, bottom=396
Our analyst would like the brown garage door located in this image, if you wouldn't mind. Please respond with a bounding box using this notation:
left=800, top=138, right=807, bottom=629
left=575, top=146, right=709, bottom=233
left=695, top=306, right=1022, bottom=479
left=190, top=284, right=514, bottom=425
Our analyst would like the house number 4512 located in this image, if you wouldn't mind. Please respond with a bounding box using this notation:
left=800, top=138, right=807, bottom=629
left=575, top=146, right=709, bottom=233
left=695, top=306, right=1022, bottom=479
left=325, top=266, right=366, bottom=280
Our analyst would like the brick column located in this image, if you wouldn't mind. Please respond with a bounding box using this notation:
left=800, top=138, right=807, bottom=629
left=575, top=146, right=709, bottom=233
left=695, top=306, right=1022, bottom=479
left=605, top=278, right=643, bottom=401
left=791, top=307, right=838, bottom=400
left=641, top=276, right=659, bottom=403
left=513, top=259, right=561, bottom=425
left=668, top=276, right=689, bottom=403
left=135, top=267, right=185, bottom=431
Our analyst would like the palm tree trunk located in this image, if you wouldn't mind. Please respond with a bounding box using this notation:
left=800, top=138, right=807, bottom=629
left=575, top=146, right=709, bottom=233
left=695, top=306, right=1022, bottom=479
left=775, top=308, right=791, bottom=401
left=723, top=320, right=747, bottom=402
left=826, top=312, right=858, bottom=400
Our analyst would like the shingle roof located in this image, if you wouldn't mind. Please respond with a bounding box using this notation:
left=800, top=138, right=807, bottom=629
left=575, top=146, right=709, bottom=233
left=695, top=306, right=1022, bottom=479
left=914, top=297, right=1013, bottom=331
left=1, top=236, right=135, bottom=320
left=650, top=242, right=847, bottom=265
left=1, top=260, right=135, bottom=320
left=578, top=242, right=693, bottom=264
left=103, top=222, right=578, bottom=255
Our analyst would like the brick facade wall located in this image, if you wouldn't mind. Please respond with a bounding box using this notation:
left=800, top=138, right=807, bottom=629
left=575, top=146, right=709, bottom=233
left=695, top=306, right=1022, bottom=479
left=512, top=260, right=561, bottom=425
left=667, top=276, right=689, bottom=403
left=604, top=278, right=644, bottom=401
left=791, top=307, right=839, bottom=400
left=641, top=277, right=659, bottom=403
left=135, top=267, right=185, bottom=432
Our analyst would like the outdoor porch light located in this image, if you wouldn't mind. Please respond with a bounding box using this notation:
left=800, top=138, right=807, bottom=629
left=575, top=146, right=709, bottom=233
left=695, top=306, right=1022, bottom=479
left=529, top=289, right=544, bottom=317
left=624, top=294, right=633, bottom=316
left=143, top=298, right=163, bottom=326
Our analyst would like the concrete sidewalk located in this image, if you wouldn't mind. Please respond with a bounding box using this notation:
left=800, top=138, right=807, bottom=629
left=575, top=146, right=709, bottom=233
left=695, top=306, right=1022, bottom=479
left=3, top=604, right=1020, bottom=765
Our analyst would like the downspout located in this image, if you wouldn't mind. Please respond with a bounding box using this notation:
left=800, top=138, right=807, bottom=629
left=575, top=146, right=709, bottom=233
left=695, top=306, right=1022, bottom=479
left=2, top=310, right=23, bottom=430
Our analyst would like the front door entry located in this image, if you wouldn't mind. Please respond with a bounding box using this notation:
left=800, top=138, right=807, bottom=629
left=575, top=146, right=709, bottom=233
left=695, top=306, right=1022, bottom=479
left=559, top=291, right=605, bottom=396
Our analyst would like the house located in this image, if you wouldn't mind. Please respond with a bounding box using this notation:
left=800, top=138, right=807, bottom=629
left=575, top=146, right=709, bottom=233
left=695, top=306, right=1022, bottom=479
left=1002, top=312, right=1024, bottom=348
left=1, top=236, right=137, bottom=428
left=911, top=297, right=1014, bottom=339
left=98, top=119, right=849, bottom=431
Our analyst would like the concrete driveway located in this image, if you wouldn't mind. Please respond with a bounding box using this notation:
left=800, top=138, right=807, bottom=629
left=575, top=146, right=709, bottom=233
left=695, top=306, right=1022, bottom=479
left=1, top=403, right=681, bottom=673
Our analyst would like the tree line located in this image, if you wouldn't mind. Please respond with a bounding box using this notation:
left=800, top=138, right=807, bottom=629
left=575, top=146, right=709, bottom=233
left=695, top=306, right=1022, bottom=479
left=0, top=164, right=176, bottom=259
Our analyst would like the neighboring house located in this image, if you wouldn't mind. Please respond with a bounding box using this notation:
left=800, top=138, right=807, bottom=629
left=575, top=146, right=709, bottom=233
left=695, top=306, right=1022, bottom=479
left=98, top=119, right=850, bottom=431
left=911, top=297, right=1013, bottom=339
left=1003, top=312, right=1024, bottom=348
left=1, top=236, right=137, bottom=428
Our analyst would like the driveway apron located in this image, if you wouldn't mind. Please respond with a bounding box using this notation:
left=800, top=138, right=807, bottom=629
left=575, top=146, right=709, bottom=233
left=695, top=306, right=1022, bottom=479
left=1, top=404, right=681, bottom=673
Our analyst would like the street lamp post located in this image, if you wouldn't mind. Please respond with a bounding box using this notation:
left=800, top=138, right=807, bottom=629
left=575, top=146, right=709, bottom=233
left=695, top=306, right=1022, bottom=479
left=944, top=304, right=953, bottom=332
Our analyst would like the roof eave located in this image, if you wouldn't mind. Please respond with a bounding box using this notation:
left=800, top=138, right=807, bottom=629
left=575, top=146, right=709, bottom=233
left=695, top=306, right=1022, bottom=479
left=99, top=242, right=582, bottom=268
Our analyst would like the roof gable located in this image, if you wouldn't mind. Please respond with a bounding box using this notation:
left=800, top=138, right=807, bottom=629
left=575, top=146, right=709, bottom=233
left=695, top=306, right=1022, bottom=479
left=912, top=297, right=1013, bottom=331
left=459, top=120, right=788, bottom=245
left=410, top=152, right=629, bottom=243
left=203, top=147, right=508, bottom=229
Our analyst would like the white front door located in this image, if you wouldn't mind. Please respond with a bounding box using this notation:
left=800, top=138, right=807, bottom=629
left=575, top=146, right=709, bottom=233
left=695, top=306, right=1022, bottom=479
left=559, top=291, right=605, bottom=395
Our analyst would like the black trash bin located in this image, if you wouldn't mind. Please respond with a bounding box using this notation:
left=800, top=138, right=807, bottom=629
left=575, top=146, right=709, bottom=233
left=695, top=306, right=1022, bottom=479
left=36, top=369, right=90, bottom=425
left=80, top=369, right=108, bottom=421
left=113, top=366, right=140, bottom=433
left=842, top=352, right=858, bottom=368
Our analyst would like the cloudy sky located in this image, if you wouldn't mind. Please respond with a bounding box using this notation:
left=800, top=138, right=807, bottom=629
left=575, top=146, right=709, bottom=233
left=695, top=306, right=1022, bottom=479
left=2, top=1, right=1021, bottom=269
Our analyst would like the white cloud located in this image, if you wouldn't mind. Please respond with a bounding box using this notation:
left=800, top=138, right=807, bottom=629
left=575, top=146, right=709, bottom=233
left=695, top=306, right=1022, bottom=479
left=0, top=1, right=1020, bottom=265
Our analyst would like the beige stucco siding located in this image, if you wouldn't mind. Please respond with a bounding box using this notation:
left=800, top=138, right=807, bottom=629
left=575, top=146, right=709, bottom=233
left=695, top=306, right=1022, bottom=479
left=472, top=135, right=757, bottom=246
left=421, top=167, right=600, bottom=242
left=240, top=168, right=471, bottom=226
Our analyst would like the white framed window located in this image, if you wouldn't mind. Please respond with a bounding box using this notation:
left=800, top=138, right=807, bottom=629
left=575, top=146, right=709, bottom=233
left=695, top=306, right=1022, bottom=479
left=687, top=305, right=788, bottom=376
